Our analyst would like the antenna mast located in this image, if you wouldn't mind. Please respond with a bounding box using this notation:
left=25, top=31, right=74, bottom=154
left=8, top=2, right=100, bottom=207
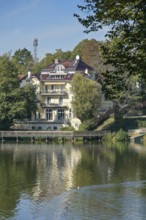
left=33, top=38, right=38, bottom=64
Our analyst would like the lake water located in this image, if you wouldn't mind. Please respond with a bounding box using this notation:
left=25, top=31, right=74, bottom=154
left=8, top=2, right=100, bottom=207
left=0, top=141, right=146, bottom=220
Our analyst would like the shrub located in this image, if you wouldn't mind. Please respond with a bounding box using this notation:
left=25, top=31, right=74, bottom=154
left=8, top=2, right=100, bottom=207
left=103, top=129, right=129, bottom=142
left=79, top=119, right=97, bottom=131
left=103, top=132, right=116, bottom=142
left=114, top=129, right=129, bottom=142
left=60, top=126, right=75, bottom=131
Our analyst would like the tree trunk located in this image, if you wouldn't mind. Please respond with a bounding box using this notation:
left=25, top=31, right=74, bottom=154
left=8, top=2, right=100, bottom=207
left=113, top=102, right=125, bottom=130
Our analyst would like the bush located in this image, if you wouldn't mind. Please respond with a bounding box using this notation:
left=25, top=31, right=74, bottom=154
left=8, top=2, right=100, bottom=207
left=103, top=132, right=116, bottom=142
left=103, top=129, right=129, bottom=142
left=114, top=129, right=129, bottom=142
left=79, top=119, right=97, bottom=131
left=60, top=126, right=75, bottom=131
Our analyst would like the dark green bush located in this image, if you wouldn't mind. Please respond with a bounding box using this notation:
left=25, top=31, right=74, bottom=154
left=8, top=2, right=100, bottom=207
left=103, top=129, right=129, bottom=142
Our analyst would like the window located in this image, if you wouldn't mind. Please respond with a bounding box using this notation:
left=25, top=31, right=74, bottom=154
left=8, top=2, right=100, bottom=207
left=58, top=109, right=64, bottom=121
left=46, top=109, right=53, bottom=120
left=47, top=97, right=51, bottom=105
left=61, top=85, right=64, bottom=91
left=55, top=64, right=65, bottom=72
left=59, top=97, right=63, bottom=105
left=45, top=85, right=48, bottom=92
left=69, top=109, right=72, bottom=119
left=51, top=85, right=55, bottom=90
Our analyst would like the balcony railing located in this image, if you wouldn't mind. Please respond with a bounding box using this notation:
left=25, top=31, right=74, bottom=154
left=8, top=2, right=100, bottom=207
left=40, top=90, right=67, bottom=95
left=40, top=102, right=68, bottom=108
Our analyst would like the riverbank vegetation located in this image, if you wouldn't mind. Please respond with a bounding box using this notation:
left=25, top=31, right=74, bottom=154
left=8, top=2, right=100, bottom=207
left=75, top=0, right=146, bottom=132
left=103, top=129, right=129, bottom=143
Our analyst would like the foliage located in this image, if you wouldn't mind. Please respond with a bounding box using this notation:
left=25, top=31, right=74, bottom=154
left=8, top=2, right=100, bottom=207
left=0, top=53, right=18, bottom=78
left=71, top=39, right=106, bottom=75
left=103, top=132, right=116, bottom=142
left=60, top=126, right=75, bottom=131
left=71, top=73, right=101, bottom=122
left=12, top=48, right=34, bottom=74
left=19, top=84, right=38, bottom=119
left=103, top=129, right=129, bottom=142
left=75, top=0, right=146, bottom=125
left=114, top=129, right=130, bottom=142
left=78, top=118, right=97, bottom=131
left=0, top=55, right=37, bottom=130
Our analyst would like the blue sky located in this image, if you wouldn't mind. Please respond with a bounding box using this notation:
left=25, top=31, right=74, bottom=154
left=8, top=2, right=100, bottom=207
left=0, top=0, right=106, bottom=60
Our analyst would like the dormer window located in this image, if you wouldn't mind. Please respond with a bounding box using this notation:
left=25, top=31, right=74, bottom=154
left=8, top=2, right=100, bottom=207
left=55, top=64, right=65, bottom=72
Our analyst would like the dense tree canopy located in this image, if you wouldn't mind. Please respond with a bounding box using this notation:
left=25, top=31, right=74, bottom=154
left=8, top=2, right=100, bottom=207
left=75, top=0, right=146, bottom=124
left=71, top=39, right=106, bottom=75
left=12, top=48, right=34, bottom=74
left=0, top=54, right=37, bottom=130
left=75, top=0, right=146, bottom=85
left=71, top=73, right=101, bottom=122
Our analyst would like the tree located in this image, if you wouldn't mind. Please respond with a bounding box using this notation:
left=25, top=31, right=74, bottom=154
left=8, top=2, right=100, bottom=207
left=71, top=73, right=101, bottom=126
left=71, top=39, right=106, bottom=75
left=0, top=54, right=37, bottom=130
left=12, top=48, right=34, bottom=74
left=75, top=0, right=146, bottom=126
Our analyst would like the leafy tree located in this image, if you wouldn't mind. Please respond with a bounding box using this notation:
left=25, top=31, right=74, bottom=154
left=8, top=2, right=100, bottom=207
left=71, top=39, right=110, bottom=79
left=75, top=0, right=146, bottom=126
left=53, top=49, right=72, bottom=61
left=0, top=55, right=37, bottom=130
left=12, top=48, right=34, bottom=74
left=71, top=73, right=101, bottom=123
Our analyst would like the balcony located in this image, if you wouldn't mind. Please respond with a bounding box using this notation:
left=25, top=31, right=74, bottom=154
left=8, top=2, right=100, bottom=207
left=40, top=90, right=67, bottom=96
left=40, top=102, right=68, bottom=108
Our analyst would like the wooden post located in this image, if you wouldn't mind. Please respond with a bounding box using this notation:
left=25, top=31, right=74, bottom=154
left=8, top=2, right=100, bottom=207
left=72, top=137, right=74, bottom=144
left=62, top=137, right=64, bottom=144
left=31, top=137, right=35, bottom=144
left=46, top=137, right=50, bottom=143
left=2, top=131, right=4, bottom=142
left=16, top=136, right=19, bottom=142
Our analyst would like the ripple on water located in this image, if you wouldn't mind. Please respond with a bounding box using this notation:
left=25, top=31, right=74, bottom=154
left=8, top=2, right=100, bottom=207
left=42, top=181, right=146, bottom=220
left=4, top=180, right=146, bottom=220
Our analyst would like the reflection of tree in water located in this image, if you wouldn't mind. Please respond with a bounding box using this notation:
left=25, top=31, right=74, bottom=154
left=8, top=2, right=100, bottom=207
left=0, top=144, right=37, bottom=218
left=73, top=142, right=146, bottom=188
left=72, top=144, right=116, bottom=187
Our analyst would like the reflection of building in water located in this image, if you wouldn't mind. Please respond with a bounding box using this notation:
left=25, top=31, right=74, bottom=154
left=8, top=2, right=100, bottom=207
left=31, top=146, right=81, bottom=200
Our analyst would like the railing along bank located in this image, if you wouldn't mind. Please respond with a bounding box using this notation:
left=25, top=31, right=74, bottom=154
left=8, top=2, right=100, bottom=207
left=0, top=130, right=109, bottom=142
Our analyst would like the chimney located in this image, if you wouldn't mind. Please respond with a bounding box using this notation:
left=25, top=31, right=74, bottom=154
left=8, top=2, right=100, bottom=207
left=85, top=69, right=88, bottom=74
left=55, top=58, right=58, bottom=64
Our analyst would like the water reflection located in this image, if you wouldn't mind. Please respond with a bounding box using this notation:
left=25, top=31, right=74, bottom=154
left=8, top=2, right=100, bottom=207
left=0, top=142, right=146, bottom=219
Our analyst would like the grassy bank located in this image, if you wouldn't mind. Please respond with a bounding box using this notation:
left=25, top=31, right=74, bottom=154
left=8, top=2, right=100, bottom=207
left=96, top=116, right=146, bottom=132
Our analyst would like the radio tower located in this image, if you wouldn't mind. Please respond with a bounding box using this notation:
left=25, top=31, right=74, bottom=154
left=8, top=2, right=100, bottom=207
left=33, top=38, right=38, bottom=64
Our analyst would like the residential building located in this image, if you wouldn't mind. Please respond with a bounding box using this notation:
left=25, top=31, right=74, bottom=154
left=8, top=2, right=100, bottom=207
left=19, top=56, right=96, bottom=130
